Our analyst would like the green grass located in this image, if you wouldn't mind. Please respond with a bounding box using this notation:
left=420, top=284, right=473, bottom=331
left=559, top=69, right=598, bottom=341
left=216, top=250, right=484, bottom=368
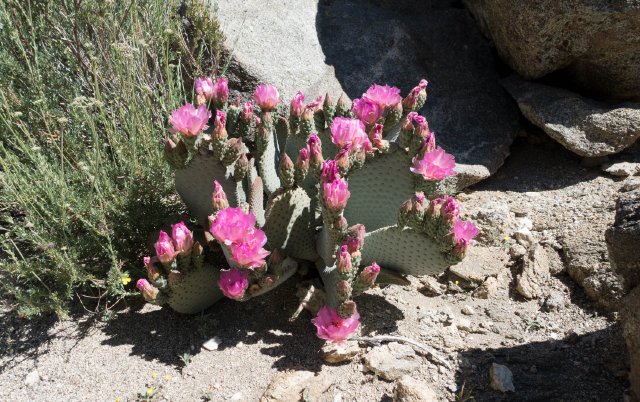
left=0, top=0, right=224, bottom=317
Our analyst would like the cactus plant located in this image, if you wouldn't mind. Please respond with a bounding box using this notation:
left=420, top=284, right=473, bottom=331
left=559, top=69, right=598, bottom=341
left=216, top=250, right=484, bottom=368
left=144, top=76, right=478, bottom=343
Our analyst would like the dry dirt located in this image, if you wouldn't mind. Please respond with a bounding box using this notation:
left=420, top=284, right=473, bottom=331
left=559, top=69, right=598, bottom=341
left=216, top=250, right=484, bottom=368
left=1, top=135, right=637, bottom=401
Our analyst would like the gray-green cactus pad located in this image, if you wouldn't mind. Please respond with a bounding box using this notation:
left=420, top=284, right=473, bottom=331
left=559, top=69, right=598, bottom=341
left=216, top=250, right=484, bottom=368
left=175, top=154, right=245, bottom=226
left=264, top=187, right=318, bottom=261
left=343, top=150, right=414, bottom=231
left=361, top=225, right=451, bottom=276
left=167, top=264, right=223, bottom=314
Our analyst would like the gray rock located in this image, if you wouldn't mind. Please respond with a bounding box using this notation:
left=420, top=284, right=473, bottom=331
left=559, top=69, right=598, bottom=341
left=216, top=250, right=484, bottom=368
left=218, top=0, right=519, bottom=189
left=321, top=342, right=361, bottom=364
left=489, top=363, right=515, bottom=393
left=419, top=276, right=444, bottom=296
left=516, top=245, right=550, bottom=299
left=463, top=0, right=640, bottom=100
left=622, top=177, right=640, bottom=193
left=603, top=162, right=640, bottom=177
left=449, top=246, right=509, bottom=284
left=393, top=375, right=438, bottom=402
left=202, top=337, right=221, bottom=351
left=24, top=369, right=40, bottom=387
left=622, top=287, right=640, bottom=401
left=502, top=77, right=640, bottom=157
left=606, top=190, right=640, bottom=290
left=461, top=305, right=476, bottom=316
left=363, top=342, right=422, bottom=381
left=542, top=291, right=565, bottom=312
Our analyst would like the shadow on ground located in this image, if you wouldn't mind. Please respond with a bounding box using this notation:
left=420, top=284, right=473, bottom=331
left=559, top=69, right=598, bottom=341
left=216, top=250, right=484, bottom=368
left=455, top=323, right=628, bottom=401
left=100, top=277, right=404, bottom=371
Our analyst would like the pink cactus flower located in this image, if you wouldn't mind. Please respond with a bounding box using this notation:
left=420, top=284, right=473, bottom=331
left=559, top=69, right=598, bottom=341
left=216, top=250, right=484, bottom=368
left=451, top=219, right=479, bottom=245
left=169, top=103, right=211, bottom=137
left=352, top=97, right=383, bottom=125
left=330, top=117, right=369, bottom=152
left=410, top=147, right=456, bottom=181
left=214, top=110, right=226, bottom=128
left=212, top=77, right=229, bottom=106
left=253, top=84, right=280, bottom=111
left=323, top=178, right=350, bottom=211
left=137, top=278, right=159, bottom=302
left=229, top=228, right=271, bottom=269
left=171, top=222, right=193, bottom=256
left=209, top=207, right=257, bottom=246
left=312, top=305, right=360, bottom=343
left=321, top=160, right=340, bottom=183
left=195, top=77, right=214, bottom=99
left=290, top=91, right=305, bottom=117
left=218, top=268, right=249, bottom=300
left=363, top=84, right=402, bottom=110
left=155, top=230, right=177, bottom=265
left=360, top=262, right=381, bottom=286
left=241, top=101, right=254, bottom=122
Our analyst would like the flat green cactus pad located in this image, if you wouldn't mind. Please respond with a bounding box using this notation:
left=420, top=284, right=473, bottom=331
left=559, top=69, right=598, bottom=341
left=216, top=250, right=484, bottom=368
left=166, top=264, right=223, bottom=314
left=343, top=149, right=414, bottom=231
left=361, top=225, right=450, bottom=276
left=264, top=187, right=318, bottom=261
left=175, top=154, right=245, bottom=226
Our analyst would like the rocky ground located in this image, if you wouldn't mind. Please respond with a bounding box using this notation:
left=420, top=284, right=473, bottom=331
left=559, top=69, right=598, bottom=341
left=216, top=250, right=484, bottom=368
left=1, top=135, right=637, bottom=402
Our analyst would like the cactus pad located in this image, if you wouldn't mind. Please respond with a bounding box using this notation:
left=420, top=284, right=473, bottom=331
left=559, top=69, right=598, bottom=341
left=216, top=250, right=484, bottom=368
left=166, top=264, right=223, bottom=314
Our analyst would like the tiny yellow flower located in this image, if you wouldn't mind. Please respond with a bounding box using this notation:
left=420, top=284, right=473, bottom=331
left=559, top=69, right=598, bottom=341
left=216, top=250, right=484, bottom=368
left=151, top=372, right=158, bottom=379
left=121, top=273, right=132, bottom=285
left=115, top=398, right=121, bottom=402
left=164, top=375, right=172, bottom=381
left=146, top=387, right=155, bottom=397
left=503, top=236, right=511, bottom=242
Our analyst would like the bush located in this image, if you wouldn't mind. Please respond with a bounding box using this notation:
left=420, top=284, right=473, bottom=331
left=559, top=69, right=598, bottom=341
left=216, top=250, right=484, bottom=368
left=0, top=0, right=223, bottom=317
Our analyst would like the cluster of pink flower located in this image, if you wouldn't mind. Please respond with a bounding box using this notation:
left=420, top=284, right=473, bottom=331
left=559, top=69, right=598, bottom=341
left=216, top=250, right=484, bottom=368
left=195, top=77, right=229, bottom=108
left=427, top=195, right=479, bottom=256
left=320, top=160, right=350, bottom=212
left=351, top=84, right=403, bottom=125
left=209, top=183, right=270, bottom=300
left=136, top=222, right=195, bottom=301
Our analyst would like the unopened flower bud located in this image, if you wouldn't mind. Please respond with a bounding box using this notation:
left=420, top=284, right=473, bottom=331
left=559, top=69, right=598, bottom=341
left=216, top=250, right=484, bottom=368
left=295, top=147, right=310, bottom=184
left=212, top=180, right=229, bottom=211
left=279, top=153, right=295, bottom=188
left=241, top=101, right=253, bottom=123
left=426, top=195, right=447, bottom=220
left=359, top=262, right=381, bottom=287
left=338, top=300, right=357, bottom=318
left=308, top=133, right=324, bottom=167
left=290, top=91, right=305, bottom=117
left=212, top=77, right=229, bottom=108
left=336, top=245, right=352, bottom=274
left=168, top=270, right=182, bottom=285
left=233, top=153, right=249, bottom=181
left=345, top=224, right=365, bottom=253
left=337, top=280, right=352, bottom=300
left=336, top=93, right=351, bottom=117
left=155, top=231, right=177, bottom=265
left=335, top=146, right=351, bottom=172
left=222, top=138, right=243, bottom=165
left=442, top=197, right=461, bottom=223
left=143, top=256, right=160, bottom=281
left=171, top=221, right=193, bottom=256
left=213, top=110, right=227, bottom=139
left=333, top=215, right=348, bottom=232
left=136, top=279, right=159, bottom=302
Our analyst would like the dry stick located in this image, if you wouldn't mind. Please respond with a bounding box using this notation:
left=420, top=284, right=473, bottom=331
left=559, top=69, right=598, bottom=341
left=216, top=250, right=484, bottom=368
left=348, top=335, right=452, bottom=370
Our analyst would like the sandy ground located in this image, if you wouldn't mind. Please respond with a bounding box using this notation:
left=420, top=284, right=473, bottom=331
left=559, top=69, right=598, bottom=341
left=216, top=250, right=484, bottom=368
left=1, top=135, right=637, bottom=401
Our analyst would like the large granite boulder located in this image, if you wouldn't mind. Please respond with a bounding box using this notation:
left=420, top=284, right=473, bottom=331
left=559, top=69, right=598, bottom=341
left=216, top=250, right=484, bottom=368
left=217, top=0, right=519, bottom=189
left=463, top=0, right=640, bottom=100
left=502, top=77, right=640, bottom=157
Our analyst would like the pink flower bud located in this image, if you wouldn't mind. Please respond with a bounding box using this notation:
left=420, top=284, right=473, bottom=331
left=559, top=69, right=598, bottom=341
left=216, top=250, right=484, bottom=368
left=212, top=77, right=229, bottom=107
left=426, top=195, right=448, bottom=220
left=414, top=192, right=426, bottom=204
left=403, top=86, right=421, bottom=110
left=335, top=146, right=351, bottom=170
left=336, top=245, right=352, bottom=274
left=253, top=84, right=280, bottom=111
left=323, top=178, right=350, bottom=212
left=136, top=279, right=159, bottom=302
left=143, top=256, right=160, bottom=281
left=308, top=133, right=324, bottom=165
left=352, top=97, right=382, bottom=125
left=306, top=95, right=324, bottom=111
left=296, top=147, right=310, bottom=170
left=155, top=230, right=177, bottom=265
left=218, top=268, right=249, bottom=300
left=360, top=262, right=381, bottom=286
left=290, top=91, right=305, bottom=117
left=195, top=77, right=214, bottom=100
left=169, top=103, right=211, bottom=138
left=212, top=180, right=229, bottom=211
left=171, top=221, right=193, bottom=256
left=241, top=101, right=253, bottom=123
left=312, top=305, right=360, bottom=344
left=345, top=224, right=365, bottom=253
left=321, top=160, right=340, bottom=183
left=410, top=147, right=456, bottom=181
left=419, top=79, right=428, bottom=89
left=442, top=197, right=462, bottom=223
left=336, top=280, right=352, bottom=299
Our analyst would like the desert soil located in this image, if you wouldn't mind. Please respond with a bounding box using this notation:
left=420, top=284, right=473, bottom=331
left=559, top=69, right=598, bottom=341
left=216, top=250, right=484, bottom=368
left=1, top=133, right=636, bottom=401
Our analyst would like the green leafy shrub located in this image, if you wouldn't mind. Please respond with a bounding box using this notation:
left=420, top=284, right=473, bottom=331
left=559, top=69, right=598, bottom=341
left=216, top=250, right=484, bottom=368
left=0, top=0, right=223, bottom=317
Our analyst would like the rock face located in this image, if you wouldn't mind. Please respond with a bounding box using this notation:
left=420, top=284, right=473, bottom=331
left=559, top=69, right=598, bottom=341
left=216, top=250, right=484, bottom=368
left=502, top=77, right=640, bottom=157
left=606, top=190, right=640, bottom=290
left=217, top=0, right=519, bottom=189
left=463, top=0, right=640, bottom=100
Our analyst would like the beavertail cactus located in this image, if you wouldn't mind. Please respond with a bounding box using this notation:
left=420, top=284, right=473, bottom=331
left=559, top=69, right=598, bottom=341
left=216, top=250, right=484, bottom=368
left=147, top=75, right=478, bottom=344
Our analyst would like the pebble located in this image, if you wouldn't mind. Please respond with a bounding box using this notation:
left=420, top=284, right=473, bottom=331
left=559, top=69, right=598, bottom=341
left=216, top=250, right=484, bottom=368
left=363, top=343, right=422, bottom=381
left=322, top=342, right=360, bottom=363
left=393, top=375, right=438, bottom=402
left=461, top=305, right=476, bottom=316
left=602, top=162, right=640, bottom=177
left=229, top=392, right=243, bottom=401
left=24, top=369, right=40, bottom=387
left=490, top=363, right=515, bottom=393
left=202, top=337, right=221, bottom=351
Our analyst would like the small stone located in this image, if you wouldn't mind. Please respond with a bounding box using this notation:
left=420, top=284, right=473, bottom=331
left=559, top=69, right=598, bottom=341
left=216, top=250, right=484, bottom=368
left=449, top=246, right=509, bottom=284
left=603, top=162, right=640, bottom=177
left=509, top=244, right=527, bottom=260
left=393, top=375, right=437, bottom=402
left=229, top=392, right=243, bottom=401
left=490, top=363, right=515, bottom=393
left=322, top=342, right=361, bottom=363
left=514, top=228, right=536, bottom=248
left=363, top=342, right=422, bottom=381
left=474, top=277, right=498, bottom=299
left=461, top=305, right=476, bottom=316
left=543, top=291, right=565, bottom=312
left=455, top=317, right=473, bottom=332
left=419, top=276, right=444, bottom=296
left=202, top=337, right=221, bottom=351
left=24, top=369, right=40, bottom=387
left=621, top=177, right=640, bottom=192
left=261, top=370, right=332, bottom=402
left=516, top=245, right=550, bottom=299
